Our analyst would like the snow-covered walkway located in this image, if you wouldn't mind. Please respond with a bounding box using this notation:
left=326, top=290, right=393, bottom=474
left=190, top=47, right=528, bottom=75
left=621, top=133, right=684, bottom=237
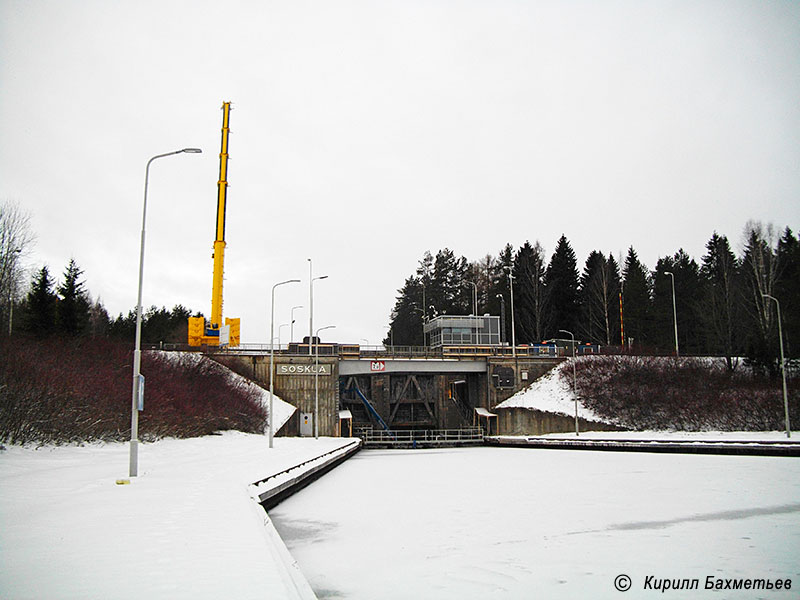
left=0, top=433, right=354, bottom=600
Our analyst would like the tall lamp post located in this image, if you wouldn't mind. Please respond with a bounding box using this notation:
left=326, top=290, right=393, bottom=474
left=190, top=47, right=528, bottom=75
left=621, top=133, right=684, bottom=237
left=763, top=294, right=791, bottom=438
left=504, top=267, right=516, bottom=359
left=270, top=279, right=300, bottom=448
left=559, top=329, right=579, bottom=436
left=315, top=325, right=336, bottom=439
left=277, top=323, right=289, bottom=348
left=130, top=148, right=201, bottom=477
left=290, top=305, right=303, bottom=344
left=665, top=271, right=679, bottom=357
left=307, top=258, right=328, bottom=355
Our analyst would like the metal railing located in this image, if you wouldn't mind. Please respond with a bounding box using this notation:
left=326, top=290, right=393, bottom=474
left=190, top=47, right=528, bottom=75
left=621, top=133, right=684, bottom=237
left=144, top=342, right=573, bottom=359
left=360, top=427, right=484, bottom=446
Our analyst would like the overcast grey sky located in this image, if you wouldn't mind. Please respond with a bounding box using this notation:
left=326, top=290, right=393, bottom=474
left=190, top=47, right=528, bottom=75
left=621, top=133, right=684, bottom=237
left=2, top=0, right=798, bottom=345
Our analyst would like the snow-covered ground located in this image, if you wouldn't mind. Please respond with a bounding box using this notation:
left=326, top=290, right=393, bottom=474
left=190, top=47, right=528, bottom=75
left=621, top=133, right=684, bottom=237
left=0, top=433, right=354, bottom=600
left=3, top=430, right=799, bottom=599
left=495, top=360, right=606, bottom=422
left=271, top=446, right=800, bottom=599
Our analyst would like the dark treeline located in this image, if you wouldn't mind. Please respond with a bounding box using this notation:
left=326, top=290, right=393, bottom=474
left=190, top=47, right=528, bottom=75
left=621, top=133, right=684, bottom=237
left=386, top=221, right=800, bottom=374
left=14, top=259, right=198, bottom=345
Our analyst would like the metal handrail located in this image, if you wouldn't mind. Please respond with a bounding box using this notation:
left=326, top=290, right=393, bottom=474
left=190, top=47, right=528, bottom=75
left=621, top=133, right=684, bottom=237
left=360, top=427, right=484, bottom=444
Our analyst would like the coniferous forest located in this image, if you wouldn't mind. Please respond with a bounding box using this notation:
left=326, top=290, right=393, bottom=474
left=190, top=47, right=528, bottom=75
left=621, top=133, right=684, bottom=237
left=385, top=221, right=800, bottom=375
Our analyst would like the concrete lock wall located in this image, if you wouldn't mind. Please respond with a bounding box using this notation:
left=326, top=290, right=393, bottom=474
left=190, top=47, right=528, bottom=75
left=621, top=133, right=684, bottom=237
left=213, top=354, right=587, bottom=436
left=486, top=358, right=564, bottom=408
left=213, top=355, right=339, bottom=437
left=495, top=407, right=622, bottom=436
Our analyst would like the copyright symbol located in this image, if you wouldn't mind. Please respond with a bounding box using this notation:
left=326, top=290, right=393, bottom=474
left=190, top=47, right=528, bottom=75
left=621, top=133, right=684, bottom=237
left=614, top=574, right=632, bottom=592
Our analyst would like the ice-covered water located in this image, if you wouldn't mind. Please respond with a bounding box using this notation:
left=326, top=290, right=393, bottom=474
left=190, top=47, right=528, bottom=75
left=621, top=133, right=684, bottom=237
left=270, top=447, right=800, bottom=599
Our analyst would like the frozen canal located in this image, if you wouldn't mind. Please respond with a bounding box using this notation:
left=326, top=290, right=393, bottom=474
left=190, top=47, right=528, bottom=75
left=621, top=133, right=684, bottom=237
left=270, top=447, right=800, bottom=599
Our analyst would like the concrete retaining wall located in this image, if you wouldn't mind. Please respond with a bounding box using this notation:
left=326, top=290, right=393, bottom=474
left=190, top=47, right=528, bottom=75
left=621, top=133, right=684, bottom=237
left=495, top=406, right=622, bottom=436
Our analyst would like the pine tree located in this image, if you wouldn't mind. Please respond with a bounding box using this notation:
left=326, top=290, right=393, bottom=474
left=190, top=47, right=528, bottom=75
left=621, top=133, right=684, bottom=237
left=621, top=247, right=651, bottom=350
left=431, top=248, right=469, bottom=316
left=56, top=259, right=91, bottom=336
left=543, top=235, right=579, bottom=338
left=23, top=266, right=58, bottom=337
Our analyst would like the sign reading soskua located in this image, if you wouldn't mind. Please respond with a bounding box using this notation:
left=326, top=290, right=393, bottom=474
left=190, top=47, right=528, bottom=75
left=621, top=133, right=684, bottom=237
left=277, top=364, right=332, bottom=376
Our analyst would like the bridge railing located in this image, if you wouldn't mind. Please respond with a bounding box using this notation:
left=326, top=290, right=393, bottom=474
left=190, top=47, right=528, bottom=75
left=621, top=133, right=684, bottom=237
left=360, top=427, right=484, bottom=445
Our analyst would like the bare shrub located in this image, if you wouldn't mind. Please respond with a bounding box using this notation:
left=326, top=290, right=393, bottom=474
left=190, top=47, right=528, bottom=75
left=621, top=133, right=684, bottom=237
left=0, top=337, right=267, bottom=444
left=570, top=356, right=798, bottom=431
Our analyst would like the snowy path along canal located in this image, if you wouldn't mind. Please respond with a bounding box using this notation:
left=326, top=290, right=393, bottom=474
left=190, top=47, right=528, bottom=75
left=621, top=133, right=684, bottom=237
left=269, top=447, right=800, bottom=599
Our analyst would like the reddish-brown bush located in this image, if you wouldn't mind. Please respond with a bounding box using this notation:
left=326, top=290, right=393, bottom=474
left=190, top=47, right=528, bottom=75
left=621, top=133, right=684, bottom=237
left=0, top=337, right=267, bottom=444
left=570, top=356, right=799, bottom=431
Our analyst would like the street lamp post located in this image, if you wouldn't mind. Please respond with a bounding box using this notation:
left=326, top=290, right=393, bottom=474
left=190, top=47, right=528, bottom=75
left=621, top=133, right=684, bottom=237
left=559, top=329, right=579, bottom=436
left=504, top=267, right=516, bottom=358
left=307, top=258, right=328, bottom=355
left=665, top=271, right=679, bottom=357
left=763, top=294, right=791, bottom=438
left=278, top=323, right=289, bottom=348
left=315, top=325, right=336, bottom=439
left=130, top=148, right=201, bottom=477
left=290, top=305, right=303, bottom=343
left=270, top=279, right=300, bottom=448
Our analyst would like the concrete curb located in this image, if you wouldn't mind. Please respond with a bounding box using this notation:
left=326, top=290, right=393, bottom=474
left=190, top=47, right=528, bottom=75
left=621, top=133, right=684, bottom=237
left=485, top=436, right=800, bottom=456
left=247, top=439, right=363, bottom=599
left=254, top=440, right=362, bottom=510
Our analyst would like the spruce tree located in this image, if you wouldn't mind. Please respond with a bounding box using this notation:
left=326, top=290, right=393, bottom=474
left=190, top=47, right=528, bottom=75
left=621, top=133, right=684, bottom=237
left=56, top=259, right=91, bottom=336
left=740, top=223, right=780, bottom=374
left=579, top=251, right=621, bottom=345
left=387, top=275, right=425, bottom=346
left=543, top=235, right=579, bottom=338
left=699, top=233, right=740, bottom=369
left=652, top=249, right=702, bottom=355
left=490, top=244, right=515, bottom=343
left=621, top=247, right=651, bottom=349
left=23, top=266, right=58, bottom=337
left=775, top=228, right=799, bottom=359
left=513, top=241, right=547, bottom=343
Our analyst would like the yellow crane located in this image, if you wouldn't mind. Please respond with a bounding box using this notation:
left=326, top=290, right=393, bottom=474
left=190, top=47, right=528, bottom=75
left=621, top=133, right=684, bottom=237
left=188, top=102, right=240, bottom=347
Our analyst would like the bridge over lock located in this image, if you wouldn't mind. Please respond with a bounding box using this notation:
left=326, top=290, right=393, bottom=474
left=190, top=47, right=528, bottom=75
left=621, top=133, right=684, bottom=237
left=210, top=346, right=563, bottom=440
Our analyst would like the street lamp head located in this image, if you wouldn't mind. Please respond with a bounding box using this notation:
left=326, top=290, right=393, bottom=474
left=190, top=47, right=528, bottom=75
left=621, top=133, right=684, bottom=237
left=181, top=148, right=202, bottom=154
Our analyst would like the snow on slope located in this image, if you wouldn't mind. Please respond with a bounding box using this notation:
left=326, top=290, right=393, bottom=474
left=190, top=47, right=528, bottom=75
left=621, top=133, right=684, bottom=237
left=494, top=359, right=611, bottom=424
left=151, top=351, right=295, bottom=435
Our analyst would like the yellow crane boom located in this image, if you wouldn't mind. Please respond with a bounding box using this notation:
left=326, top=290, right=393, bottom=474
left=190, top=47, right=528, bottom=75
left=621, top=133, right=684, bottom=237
left=188, top=101, right=240, bottom=347
left=211, top=101, right=231, bottom=329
